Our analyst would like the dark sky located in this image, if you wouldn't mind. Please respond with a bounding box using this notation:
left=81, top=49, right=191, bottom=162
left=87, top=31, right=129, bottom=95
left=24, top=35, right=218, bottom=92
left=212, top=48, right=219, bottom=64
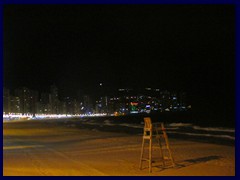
left=3, top=5, right=235, bottom=120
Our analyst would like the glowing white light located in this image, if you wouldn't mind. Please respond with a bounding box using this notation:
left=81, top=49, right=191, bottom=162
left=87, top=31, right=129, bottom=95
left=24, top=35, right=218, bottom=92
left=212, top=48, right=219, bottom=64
left=3, top=112, right=108, bottom=121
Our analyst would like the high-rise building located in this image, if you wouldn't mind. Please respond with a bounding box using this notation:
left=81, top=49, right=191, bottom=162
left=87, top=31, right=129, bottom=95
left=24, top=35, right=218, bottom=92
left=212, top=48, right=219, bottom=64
left=29, top=90, right=39, bottom=116
left=41, top=92, right=50, bottom=104
left=3, top=88, right=11, bottom=114
left=40, top=92, right=51, bottom=114
left=14, top=87, right=39, bottom=115
left=83, top=95, right=93, bottom=113
left=10, top=96, right=21, bottom=113
left=14, top=87, right=31, bottom=115
left=50, top=85, right=59, bottom=114
left=59, top=101, right=67, bottom=115
left=64, top=97, right=73, bottom=115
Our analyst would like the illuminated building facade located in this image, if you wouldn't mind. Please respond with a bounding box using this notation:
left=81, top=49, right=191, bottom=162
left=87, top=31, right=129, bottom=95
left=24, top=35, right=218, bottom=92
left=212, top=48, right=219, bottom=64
left=3, top=86, right=190, bottom=116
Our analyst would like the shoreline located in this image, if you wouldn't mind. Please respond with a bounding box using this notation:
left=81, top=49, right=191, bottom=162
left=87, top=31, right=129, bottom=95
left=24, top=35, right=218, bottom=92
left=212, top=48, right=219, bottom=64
left=4, top=118, right=235, bottom=146
left=3, top=110, right=235, bottom=128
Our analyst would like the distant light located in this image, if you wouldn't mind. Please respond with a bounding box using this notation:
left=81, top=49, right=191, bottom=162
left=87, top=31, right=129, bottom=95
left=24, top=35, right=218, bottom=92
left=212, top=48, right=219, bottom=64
left=146, top=110, right=151, bottom=113
left=131, top=102, right=138, bottom=106
left=100, top=83, right=103, bottom=86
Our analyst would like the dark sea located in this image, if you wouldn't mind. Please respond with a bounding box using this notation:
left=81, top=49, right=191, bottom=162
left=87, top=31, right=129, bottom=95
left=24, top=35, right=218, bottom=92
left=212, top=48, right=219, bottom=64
left=60, top=112, right=235, bottom=146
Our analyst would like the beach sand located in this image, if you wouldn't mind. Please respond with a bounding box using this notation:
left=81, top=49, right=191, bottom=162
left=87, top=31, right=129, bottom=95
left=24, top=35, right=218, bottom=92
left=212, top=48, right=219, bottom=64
left=3, top=119, right=235, bottom=176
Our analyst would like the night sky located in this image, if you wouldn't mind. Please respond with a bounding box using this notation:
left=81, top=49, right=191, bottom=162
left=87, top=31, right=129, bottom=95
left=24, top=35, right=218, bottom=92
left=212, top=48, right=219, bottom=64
left=3, top=5, right=235, bottom=121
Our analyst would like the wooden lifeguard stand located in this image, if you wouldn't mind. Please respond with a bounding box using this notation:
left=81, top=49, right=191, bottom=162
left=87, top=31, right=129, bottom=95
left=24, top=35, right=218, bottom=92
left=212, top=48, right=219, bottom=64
left=139, top=117, right=175, bottom=173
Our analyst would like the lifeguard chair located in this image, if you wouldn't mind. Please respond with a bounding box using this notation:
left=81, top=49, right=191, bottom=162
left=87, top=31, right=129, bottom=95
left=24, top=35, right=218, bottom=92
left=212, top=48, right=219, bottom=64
left=139, top=117, right=175, bottom=173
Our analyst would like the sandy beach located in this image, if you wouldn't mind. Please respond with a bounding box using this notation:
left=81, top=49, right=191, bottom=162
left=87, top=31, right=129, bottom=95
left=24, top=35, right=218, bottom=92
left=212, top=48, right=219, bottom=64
left=3, top=119, right=235, bottom=176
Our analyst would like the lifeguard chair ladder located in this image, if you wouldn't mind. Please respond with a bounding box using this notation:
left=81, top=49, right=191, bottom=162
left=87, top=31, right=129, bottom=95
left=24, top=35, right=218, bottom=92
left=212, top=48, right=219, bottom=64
left=139, top=117, right=175, bottom=173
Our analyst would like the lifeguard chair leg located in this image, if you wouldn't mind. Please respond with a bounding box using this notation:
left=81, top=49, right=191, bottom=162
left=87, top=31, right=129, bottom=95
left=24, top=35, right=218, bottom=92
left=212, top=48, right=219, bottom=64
left=163, top=128, right=175, bottom=167
left=149, top=138, right=152, bottom=173
left=139, top=138, right=145, bottom=169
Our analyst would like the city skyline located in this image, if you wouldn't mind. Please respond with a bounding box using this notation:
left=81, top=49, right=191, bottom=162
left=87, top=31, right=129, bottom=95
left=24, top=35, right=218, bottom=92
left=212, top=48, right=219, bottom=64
left=3, top=4, right=235, bottom=122
left=3, top=85, right=190, bottom=116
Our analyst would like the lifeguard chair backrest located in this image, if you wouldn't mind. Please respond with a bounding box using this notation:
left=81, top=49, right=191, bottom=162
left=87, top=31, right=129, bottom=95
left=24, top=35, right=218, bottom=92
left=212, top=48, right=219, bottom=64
left=144, top=117, right=152, bottom=129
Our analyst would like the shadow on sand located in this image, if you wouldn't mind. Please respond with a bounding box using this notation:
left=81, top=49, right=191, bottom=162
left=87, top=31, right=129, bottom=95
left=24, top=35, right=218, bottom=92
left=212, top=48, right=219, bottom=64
left=141, top=155, right=222, bottom=172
